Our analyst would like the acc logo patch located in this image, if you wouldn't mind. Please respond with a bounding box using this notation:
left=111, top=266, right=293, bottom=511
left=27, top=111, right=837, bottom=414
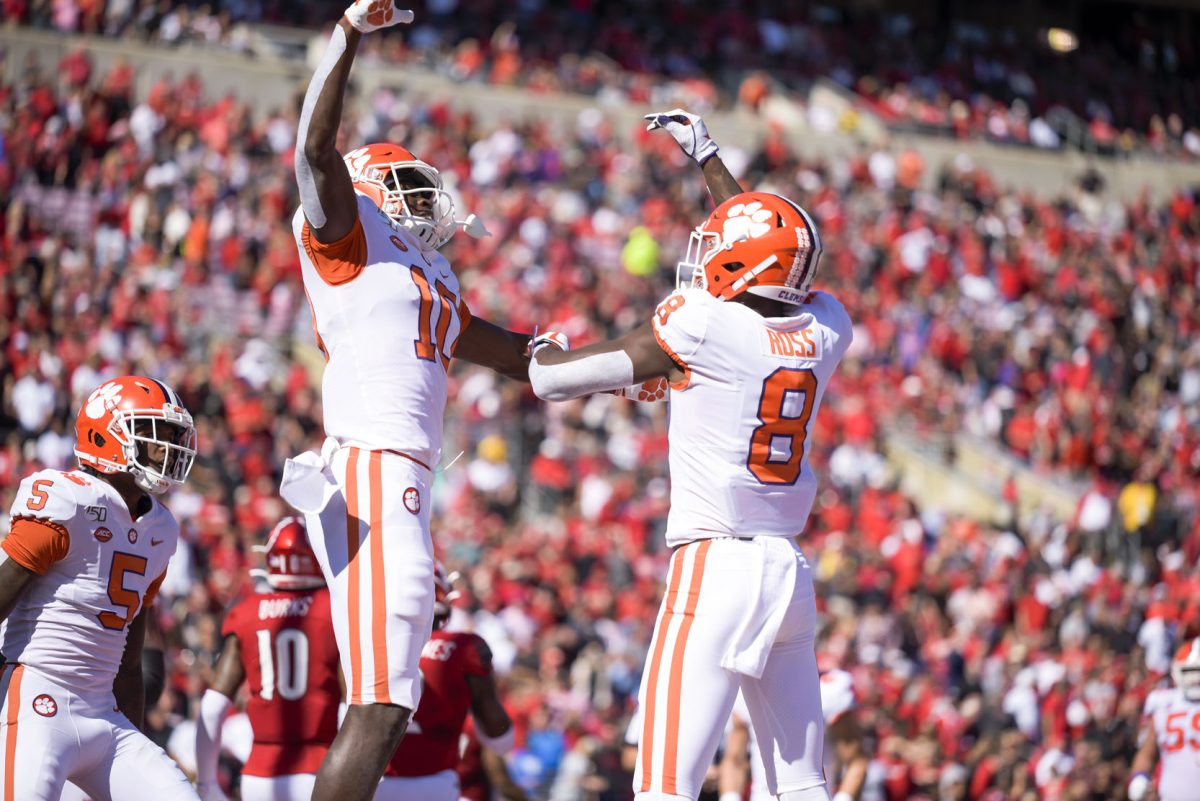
left=127, top=528, right=138, bottom=544
left=93, top=527, right=113, bottom=543
left=403, top=487, right=421, bottom=515
left=32, top=694, right=57, bottom=717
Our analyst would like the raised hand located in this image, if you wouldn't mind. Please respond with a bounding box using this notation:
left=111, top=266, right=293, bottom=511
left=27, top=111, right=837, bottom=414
left=644, top=108, right=720, bottom=164
left=343, top=0, right=414, bottom=33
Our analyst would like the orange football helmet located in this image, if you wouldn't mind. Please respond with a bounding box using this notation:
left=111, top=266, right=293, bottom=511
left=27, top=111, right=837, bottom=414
left=74, top=376, right=197, bottom=494
left=251, top=517, right=325, bottom=591
left=433, top=561, right=461, bottom=630
left=677, top=192, right=822, bottom=305
left=342, top=142, right=458, bottom=250
left=1172, top=637, right=1200, bottom=701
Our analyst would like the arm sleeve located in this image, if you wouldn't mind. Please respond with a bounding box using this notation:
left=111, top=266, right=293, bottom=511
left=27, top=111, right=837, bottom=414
left=142, top=571, right=167, bottom=611
left=462, top=635, right=494, bottom=677
left=651, top=289, right=711, bottom=390
left=195, top=688, right=234, bottom=785
left=2, top=519, right=70, bottom=574
left=458, top=299, right=473, bottom=332
left=4, top=472, right=75, bottom=574
left=220, top=602, right=242, bottom=639
left=300, top=216, right=368, bottom=286
left=810, top=291, right=854, bottom=362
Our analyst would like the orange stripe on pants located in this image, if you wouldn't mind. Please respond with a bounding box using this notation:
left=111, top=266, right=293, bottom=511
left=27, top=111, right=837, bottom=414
left=344, top=448, right=364, bottom=703
left=368, top=451, right=391, bottom=704
left=640, top=545, right=687, bottom=793
left=3, top=665, right=25, bottom=801
left=662, top=539, right=711, bottom=795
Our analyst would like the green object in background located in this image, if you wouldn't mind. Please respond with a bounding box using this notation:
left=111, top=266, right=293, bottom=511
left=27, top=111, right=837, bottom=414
left=622, top=226, right=660, bottom=276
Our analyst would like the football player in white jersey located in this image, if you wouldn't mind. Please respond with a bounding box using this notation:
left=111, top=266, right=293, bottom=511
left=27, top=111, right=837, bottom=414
left=284, top=3, right=534, bottom=800
left=0, top=376, right=199, bottom=801
left=529, top=112, right=853, bottom=800
left=1129, top=637, right=1200, bottom=801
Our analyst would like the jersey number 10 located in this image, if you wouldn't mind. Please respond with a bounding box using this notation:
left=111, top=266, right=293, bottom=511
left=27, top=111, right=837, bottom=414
left=748, top=368, right=818, bottom=485
left=256, top=628, right=310, bottom=701
left=411, top=267, right=459, bottom=369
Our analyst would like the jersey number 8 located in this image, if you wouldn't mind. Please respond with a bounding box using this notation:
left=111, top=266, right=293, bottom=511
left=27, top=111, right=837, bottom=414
left=747, top=368, right=818, bottom=485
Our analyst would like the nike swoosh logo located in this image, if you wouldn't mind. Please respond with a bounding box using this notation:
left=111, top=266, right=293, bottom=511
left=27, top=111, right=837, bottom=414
left=150, top=538, right=164, bottom=546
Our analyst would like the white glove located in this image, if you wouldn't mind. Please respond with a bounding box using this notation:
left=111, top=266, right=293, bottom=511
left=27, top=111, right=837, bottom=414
left=1128, top=773, right=1150, bottom=801
left=343, top=0, right=414, bottom=33
left=644, top=108, right=720, bottom=164
left=530, top=330, right=569, bottom=355
left=196, top=782, right=229, bottom=801
left=612, top=377, right=669, bottom=402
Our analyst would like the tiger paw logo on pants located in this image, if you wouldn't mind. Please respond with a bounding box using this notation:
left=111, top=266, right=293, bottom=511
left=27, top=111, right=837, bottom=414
left=721, top=201, right=774, bottom=244
left=33, top=694, right=58, bottom=717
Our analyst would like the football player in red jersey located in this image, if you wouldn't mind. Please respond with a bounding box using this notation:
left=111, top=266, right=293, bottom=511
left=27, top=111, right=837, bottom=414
left=376, top=564, right=516, bottom=801
left=195, top=518, right=341, bottom=801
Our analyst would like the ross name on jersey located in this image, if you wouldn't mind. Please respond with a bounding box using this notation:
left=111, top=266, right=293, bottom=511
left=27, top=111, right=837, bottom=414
left=762, top=327, right=822, bottom=361
left=258, top=596, right=314, bottom=620
left=422, top=638, right=457, bottom=662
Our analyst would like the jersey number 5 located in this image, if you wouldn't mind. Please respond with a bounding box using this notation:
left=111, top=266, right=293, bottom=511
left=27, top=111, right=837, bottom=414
left=256, top=628, right=310, bottom=701
left=97, top=552, right=148, bottom=631
left=747, top=368, right=818, bottom=485
left=411, top=266, right=459, bottom=369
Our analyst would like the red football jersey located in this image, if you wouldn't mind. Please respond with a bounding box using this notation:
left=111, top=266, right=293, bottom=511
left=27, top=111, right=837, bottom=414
left=222, top=587, right=340, bottom=776
left=386, top=629, right=492, bottom=777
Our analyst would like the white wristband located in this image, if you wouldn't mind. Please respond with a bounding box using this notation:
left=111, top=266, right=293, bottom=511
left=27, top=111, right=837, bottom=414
left=833, top=792, right=855, bottom=801
left=1128, top=773, right=1150, bottom=801
left=476, top=725, right=515, bottom=755
left=719, top=793, right=742, bottom=801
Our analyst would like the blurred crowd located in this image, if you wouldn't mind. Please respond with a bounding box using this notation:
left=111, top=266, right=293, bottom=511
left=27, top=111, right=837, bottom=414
left=2, top=36, right=1200, bottom=801
left=7, top=0, right=1200, bottom=159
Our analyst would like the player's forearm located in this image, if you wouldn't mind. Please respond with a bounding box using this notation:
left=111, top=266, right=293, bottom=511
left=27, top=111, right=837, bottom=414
left=482, top=750, right=529, bottom=801
left=717, top=754, right=748, bottom=797
left=454, top=320, right=532, bottom=382
left=299, top=20, right=359, bottom=163
left=835, top=755, right=869, bottom=801
left=529, top=347, right=635, bottom=400
left=702, top=156, right=744, bottom=206
left=0, top=558, right=35, bottom=624
left=295, top=20, right=360, bottom=229
left=114, top=663, right=145, bottom=730
left=196, top=689, right=234, bottom=785
left=1130, top=736, right=1156, bottom=776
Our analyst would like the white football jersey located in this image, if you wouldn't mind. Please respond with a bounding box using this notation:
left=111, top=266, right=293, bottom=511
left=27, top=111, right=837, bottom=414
left=0, top=469, right=178, bottom=697
left=1144, top=687, right=1200, bottom=801
left=652, top=288, right=852, bottom=547
left=294, top=193, right=470, bottom=467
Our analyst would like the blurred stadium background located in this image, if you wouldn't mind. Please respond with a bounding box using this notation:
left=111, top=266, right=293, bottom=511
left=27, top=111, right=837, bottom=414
left=1, top=0, right=1199, bottom=798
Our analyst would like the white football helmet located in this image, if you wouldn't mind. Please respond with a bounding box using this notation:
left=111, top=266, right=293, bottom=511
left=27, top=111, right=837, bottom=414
left=1172, top=637, right=1200, bottom=702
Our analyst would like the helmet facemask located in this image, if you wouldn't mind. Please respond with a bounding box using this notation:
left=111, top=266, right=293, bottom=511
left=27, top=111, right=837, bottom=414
left=374, top=161, right=457, bottom=250
left=676, top=227, right=739, bottom=292
left=1175, top=665, right=1200, bottom=702
left=118, top=412, right=197, bottom=494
